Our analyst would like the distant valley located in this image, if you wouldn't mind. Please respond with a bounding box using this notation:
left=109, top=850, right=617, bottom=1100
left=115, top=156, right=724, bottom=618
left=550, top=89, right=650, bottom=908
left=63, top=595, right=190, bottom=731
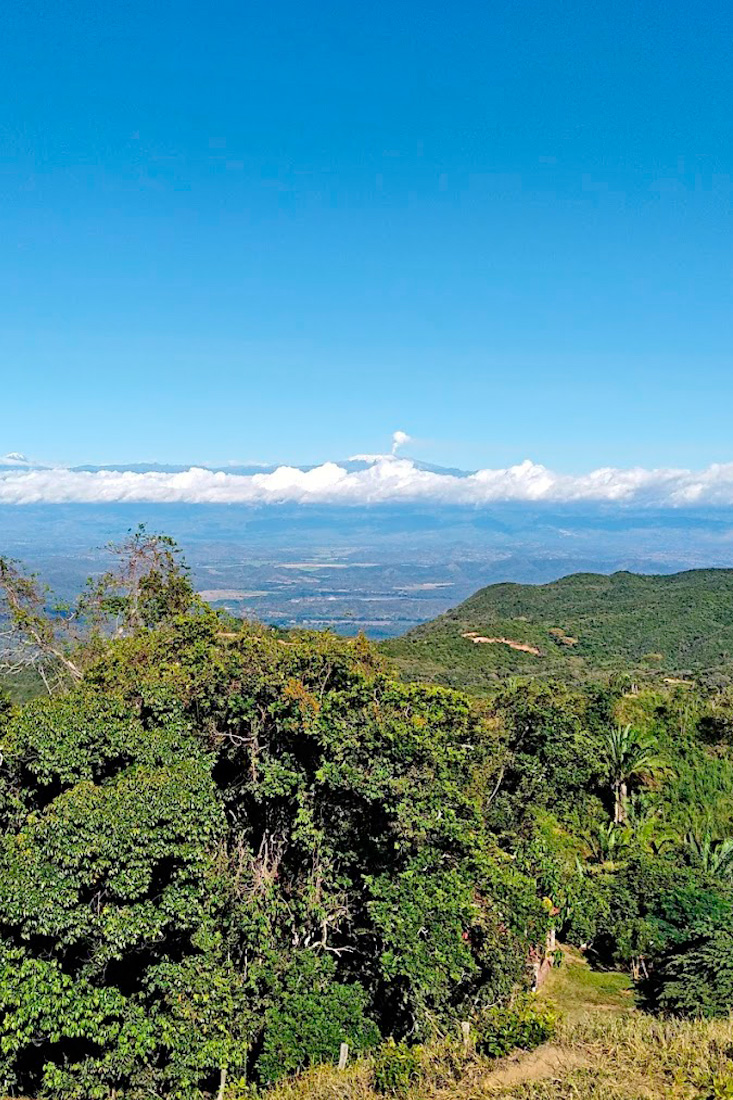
left=2, top=498, right=733, bottom=638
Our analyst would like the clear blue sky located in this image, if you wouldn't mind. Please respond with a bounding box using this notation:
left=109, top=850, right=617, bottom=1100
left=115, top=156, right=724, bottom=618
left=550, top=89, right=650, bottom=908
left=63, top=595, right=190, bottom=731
left=2, top=0, right=732, bottom=470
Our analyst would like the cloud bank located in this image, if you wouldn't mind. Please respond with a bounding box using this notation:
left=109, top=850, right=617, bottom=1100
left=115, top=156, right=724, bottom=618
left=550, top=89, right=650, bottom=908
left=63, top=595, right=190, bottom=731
left=3, top=456, right=733, bottom=507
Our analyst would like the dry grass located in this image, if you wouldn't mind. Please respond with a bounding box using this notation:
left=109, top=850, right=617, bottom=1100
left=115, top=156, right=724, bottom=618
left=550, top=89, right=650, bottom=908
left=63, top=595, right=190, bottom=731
left=482, top=1014, right=733, bottom=1098
left=265, top=951, right=733, bottom=1100
left=265, top=1015, right=733, bottom=1100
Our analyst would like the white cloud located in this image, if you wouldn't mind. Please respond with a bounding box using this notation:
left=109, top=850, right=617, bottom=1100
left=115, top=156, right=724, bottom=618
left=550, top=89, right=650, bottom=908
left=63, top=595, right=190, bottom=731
left=2, top=456, right=733, bottom=506
left=391, top=430, right=412, bottom=455
left=350, top=428, right=413, bottom=463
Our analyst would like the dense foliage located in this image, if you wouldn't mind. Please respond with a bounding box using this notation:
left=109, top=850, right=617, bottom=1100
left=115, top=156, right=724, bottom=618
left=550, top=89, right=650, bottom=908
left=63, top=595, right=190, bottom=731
left=0, top=572, right=545, bottom=1097
left=2, top=542, right=733, bottom=1098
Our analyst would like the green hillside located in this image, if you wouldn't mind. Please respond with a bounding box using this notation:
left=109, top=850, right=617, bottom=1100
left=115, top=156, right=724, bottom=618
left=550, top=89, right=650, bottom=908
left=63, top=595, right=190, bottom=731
left=383, top=568, right=733, bottom=689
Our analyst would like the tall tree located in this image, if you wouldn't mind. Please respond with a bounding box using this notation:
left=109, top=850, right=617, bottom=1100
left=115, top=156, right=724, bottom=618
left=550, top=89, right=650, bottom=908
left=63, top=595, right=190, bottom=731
left=0, top=529, right=199, bottom=696
left=604, top=724, right=666, bottom=824
left=80, top=524, right=197, bottom=634
left=0, top=557, right=82, bottom=691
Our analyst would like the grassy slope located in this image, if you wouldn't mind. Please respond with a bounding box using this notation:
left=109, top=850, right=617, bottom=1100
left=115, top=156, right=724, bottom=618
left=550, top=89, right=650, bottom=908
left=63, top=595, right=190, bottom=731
left=383, top=568, right=733, bottom=689
left=269, top=950, right=732, bottom=1100
left=536, top=946, right=633, bottom=1022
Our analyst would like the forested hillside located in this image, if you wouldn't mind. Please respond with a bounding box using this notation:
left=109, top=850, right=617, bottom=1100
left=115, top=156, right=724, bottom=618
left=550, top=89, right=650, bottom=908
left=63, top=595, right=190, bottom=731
left=2, top=538, right=733, bottom=1098
left=384, top=568, right=733, bottom=690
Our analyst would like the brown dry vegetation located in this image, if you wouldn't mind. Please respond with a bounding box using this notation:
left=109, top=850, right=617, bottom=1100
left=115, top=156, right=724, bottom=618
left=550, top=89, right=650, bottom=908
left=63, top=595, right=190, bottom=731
left=265, top=952, right=733, bottom=1100
left=265, top=1016, right=733, bottom=1100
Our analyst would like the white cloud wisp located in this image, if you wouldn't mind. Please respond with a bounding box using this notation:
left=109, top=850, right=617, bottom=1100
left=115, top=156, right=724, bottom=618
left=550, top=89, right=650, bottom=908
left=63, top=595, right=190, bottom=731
left=2, top=456, right=733, bottom=507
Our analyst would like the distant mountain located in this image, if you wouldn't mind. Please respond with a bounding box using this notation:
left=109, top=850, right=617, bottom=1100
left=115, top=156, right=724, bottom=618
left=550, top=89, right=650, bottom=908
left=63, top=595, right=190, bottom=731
left=69, top=457, right=473, bottom=477
left=383, top=568, right=733, bottom=688
left=0, top=454, right=474, bottom=484
left=70, top=462, right=277, bottom=475
left=0, top=452, right=32, bottom=468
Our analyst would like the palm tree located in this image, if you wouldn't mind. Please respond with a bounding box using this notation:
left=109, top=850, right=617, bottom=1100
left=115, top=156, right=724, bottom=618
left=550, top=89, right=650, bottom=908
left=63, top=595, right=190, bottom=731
left=625, top=802, right=676, bottom=854
left=687, top=833, right=733, bottom=880
left=603, top=724, right=667, bottom=824
left=584, top=820, right=630, bottom=868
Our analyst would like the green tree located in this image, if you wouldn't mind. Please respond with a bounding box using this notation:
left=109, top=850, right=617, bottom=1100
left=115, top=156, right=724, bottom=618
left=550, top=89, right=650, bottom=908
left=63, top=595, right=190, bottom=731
left=80, top=524, right=198, bottom=634
left=0, top=612, right=545, bottom=1096
left=646, top=928, right=733, bottom=1017
left=603, top=724, right=666, bottom=823
left=487, top=679, right=605, bottom=834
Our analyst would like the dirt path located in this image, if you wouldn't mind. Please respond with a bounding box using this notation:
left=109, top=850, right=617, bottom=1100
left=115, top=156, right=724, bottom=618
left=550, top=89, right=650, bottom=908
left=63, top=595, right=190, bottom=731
left=431, top=948, right=632, bottom=1096
left=480, top=1044, right=587, bottom=1088
left=461, top=633, right=541, bottom=655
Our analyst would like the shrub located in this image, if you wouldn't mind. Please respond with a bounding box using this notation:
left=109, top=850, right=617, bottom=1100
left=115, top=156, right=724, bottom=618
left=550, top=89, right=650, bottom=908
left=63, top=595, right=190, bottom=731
left=475, top=996, right=556, bottom=1058
left=255, top=957, right=380, bottom=1085
left=371, top=1040, right=422, bottom=1097
left=645, top=928, right=733, bottom=1018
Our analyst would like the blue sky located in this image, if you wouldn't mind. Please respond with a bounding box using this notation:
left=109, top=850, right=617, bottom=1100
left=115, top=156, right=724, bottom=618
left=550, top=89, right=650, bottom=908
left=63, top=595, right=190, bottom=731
left=2, top=0, right=732, bottom=470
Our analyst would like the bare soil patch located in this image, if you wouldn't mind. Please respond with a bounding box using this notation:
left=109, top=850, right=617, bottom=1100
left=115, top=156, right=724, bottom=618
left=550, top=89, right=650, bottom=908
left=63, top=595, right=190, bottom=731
left=461, top=633, right=541, bottom=656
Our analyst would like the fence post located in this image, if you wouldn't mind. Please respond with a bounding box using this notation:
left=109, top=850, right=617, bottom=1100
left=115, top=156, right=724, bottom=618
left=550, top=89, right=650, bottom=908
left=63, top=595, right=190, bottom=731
left=338, top=1042, right=349, bottom=1070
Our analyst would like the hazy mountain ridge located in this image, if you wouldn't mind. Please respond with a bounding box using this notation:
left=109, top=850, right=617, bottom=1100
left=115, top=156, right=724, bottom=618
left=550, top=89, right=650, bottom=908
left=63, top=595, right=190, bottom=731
left=5, top=456, right=472, bottom=477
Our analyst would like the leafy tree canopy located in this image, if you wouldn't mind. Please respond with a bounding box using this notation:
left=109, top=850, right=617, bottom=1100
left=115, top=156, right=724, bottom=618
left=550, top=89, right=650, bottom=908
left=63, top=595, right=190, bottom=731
left=0, top=587, right=544, bottom=1097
